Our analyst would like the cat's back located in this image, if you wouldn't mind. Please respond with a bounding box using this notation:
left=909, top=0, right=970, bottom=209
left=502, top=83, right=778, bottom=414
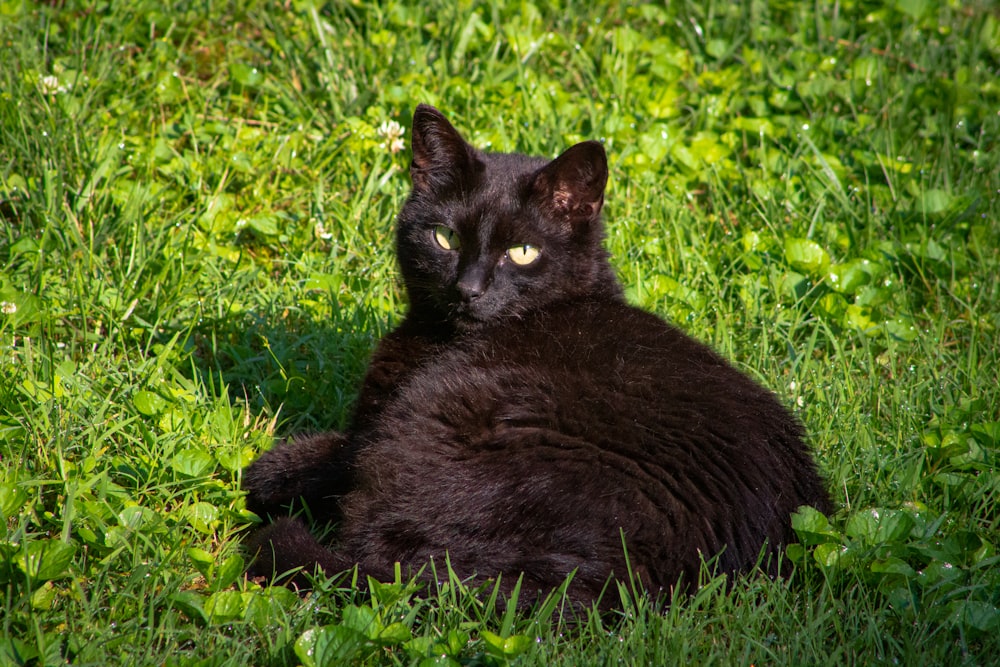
left=400, top=296, right=782, bottom=436
left=371, top=295, right=821, bottom=499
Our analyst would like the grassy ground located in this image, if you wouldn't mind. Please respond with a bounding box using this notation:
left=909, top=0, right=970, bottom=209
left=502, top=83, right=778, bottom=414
left=2, top=0, right=999, bottom=664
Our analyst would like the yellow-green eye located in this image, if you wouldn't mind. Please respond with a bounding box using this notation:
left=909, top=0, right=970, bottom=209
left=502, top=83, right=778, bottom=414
left=433, top=226, right=460, bottom=251
left=507, top=244, right=540, bottom=266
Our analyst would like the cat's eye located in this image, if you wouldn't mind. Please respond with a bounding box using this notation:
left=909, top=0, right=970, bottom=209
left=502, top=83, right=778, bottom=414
left=507, top=244, right=540, bottom=266
left=433, top=225, right=460, bottom=251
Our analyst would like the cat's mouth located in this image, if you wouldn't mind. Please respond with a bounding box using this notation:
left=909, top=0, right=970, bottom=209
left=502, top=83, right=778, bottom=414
left=451, top=303, right=490, bottom=329
left=449, top=298, right=508, bottom=331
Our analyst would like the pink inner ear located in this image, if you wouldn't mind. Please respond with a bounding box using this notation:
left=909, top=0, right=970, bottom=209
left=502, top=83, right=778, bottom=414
left=552, top=186, right=573, bottom=212
left=533, top=140, right=607, bottom=223
left=549, top=183, right=604, bottom=221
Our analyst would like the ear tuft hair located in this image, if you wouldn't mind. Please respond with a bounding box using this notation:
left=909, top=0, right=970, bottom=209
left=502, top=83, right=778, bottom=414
left=410, top=104, right=482, bottom=194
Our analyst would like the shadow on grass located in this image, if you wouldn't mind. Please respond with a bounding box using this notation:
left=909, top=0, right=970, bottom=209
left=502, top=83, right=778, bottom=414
left=186, top=293, right=392, bottom=437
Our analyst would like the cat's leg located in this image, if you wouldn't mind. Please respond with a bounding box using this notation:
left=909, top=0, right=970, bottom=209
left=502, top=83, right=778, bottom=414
left=244, top=516, right=355, bottom=588
left=243, top=431, right=355, bottom=522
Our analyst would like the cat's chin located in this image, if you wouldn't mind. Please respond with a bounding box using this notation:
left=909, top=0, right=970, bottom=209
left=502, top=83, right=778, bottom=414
left=449, top=307, right=517, bottom=333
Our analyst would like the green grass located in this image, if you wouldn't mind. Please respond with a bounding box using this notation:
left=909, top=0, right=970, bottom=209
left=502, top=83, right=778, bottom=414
left=2, top=0, right=999, bottom=664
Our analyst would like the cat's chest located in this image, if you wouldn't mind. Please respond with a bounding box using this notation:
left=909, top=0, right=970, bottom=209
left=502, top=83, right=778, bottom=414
left=348, top=323, right=452, bottom=433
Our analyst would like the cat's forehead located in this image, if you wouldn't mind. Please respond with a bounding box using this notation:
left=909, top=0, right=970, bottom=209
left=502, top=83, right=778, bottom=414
left=409, top=149, right=560, bottom=239
left=482, top=151, right=549, bottom=177
left=472, top=151, right=547, bottom=204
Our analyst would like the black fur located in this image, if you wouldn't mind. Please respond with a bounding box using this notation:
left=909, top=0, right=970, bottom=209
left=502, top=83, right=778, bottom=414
left=242, top=104, right=832, bottom=606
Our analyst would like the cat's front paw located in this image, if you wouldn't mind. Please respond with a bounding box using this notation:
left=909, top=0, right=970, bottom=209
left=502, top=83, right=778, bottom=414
left=243, top=431, right=353, bottom=519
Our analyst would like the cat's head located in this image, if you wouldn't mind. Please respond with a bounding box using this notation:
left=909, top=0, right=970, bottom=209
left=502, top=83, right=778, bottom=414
left=396, top=104, right=621, bottom=331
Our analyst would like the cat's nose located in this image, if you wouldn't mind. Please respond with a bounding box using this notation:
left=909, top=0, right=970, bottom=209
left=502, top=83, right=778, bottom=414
left=457, top=265, right=488, bottom=301
left=457, top=277, right=485, bottom=301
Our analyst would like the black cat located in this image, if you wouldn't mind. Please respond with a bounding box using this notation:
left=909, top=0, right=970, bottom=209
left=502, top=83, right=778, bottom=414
left=242, top=104, right=832, bottom=607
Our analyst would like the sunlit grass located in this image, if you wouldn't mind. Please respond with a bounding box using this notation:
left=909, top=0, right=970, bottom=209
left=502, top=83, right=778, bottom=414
left=1, top=0, right=998, bottom=664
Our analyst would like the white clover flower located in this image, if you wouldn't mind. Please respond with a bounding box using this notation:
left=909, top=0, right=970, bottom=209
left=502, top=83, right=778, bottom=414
left=39, top=75, right=68, bottom=95
left=0, top=302, right=16, bottom=315
left=788, top=380, right=805, bottom=407
left=377, top=120, right=406, bottom=154
left=314, top=221, right=333, bottom=241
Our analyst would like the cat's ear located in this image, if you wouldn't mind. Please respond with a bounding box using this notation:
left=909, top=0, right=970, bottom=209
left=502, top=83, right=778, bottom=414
left=531, top=141, right=608, bottom=227
left=410, top=104, right=480, bottom=194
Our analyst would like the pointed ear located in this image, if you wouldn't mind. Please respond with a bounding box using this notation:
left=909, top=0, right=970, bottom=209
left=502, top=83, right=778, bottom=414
left=531, top=141, right=608, bottom=226
left=410, top=104, right=480, bottom=194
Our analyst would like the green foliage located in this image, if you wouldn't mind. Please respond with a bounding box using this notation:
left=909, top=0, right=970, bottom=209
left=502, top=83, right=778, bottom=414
left=2, top=0, right=999, bottom=664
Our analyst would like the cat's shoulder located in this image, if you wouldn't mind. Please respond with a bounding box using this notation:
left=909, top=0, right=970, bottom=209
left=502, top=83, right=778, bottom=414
left=526, top=297, right=707, bottom=352
left=437, top=296, right=725, bottom=380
